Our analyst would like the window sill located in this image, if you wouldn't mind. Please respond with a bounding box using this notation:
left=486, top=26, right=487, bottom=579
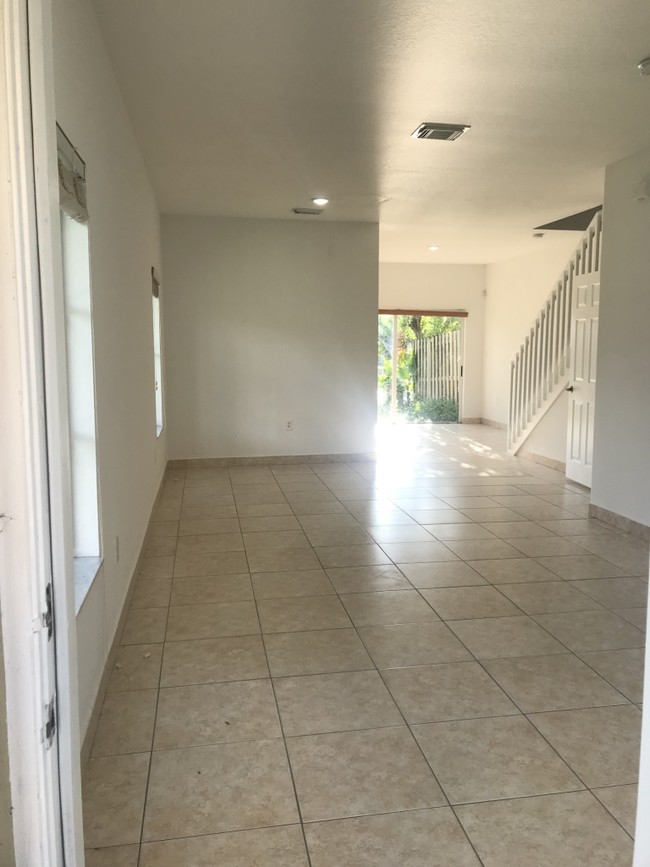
left=74, top=556, right=103, bottom=615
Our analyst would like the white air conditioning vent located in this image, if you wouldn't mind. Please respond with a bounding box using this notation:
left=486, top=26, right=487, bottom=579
left=411, top=122, right=470, bottom=141
left=292, top=207, right=323, bottom=216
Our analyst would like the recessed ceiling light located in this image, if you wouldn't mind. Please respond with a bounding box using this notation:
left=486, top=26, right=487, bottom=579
left=312, top=197, right=329, bottom=206
left=638, top=57, right=650, bottom=75
left=427, top=245, right=440, bottom=252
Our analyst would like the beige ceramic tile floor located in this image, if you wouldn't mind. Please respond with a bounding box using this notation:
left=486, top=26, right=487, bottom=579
left=83, top=424, right=648, bottom=866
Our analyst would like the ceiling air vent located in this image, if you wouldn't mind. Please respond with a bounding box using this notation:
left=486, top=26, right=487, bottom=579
left=411, top=122, right=470, bottom=141
left=292, top=207, right=323, bottom=216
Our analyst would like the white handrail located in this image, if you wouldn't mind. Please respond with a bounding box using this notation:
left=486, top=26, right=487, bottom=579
left=507, top=211, right=602, bottom=452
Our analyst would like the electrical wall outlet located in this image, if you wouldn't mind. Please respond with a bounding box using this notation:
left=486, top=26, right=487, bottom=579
left=285, top=420, right=294, bottom=431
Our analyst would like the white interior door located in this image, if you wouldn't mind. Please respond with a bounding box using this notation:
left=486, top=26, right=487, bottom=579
left=565, top=271, right=600, bottom=486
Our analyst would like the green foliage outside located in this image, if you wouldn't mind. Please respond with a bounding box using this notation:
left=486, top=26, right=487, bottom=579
left=378, top=314, right=461, bottom=421
left=410, top=397, right=459, bottom=423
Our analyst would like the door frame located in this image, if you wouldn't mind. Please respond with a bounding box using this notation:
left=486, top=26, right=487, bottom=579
left=2, top=0, right=84, bottom=862
left=378, top=309, right=468, bottom=422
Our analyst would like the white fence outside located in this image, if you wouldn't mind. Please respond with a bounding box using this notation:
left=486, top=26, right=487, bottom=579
left=414, top=329, right=462, bottom=403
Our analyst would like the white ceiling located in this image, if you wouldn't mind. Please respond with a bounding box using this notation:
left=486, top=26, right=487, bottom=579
left=92, top=0, right=650, bottom=263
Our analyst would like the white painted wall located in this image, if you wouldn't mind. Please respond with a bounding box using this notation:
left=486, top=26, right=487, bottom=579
left=378, top=264, right=486, bottom=421
left=482, top=237, right=579, bottom=458
left=163, top=217, right=379, bottom=459
left=52, top=0, right=164, bottom=735
left=592, top=146, right=650, bottom=529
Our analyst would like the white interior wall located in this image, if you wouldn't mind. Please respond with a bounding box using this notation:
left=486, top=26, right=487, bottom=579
left=378, top=263, right=486, bottom=421
left=52, top=0, right=164, bottom=736
left=592, top=146, right=650, bottom=528
left=483, top=237, right=580, bottom=459
left=163, top=217, right=379, bottom=459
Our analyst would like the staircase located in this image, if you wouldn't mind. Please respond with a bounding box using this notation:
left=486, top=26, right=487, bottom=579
left=507, top=211, right=603, bottom=455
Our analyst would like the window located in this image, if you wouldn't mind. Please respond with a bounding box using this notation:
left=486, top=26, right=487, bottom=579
left=151, top=268, right=164, bottom=435
left=57, top=126, right=101, bottom=602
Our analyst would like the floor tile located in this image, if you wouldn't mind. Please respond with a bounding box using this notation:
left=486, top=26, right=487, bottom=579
left=533, top=610, right=645, bottom=652
left=143, top=740, right=298, bottom=841
left=614, top=607, right=647, bottom=630
left=378, top=541, right=459, bottom=563
left=578, top=648, right=645, bottom=703
left=481, top=521, right=554, bottom=538
left=572, top=577, right=648, bottom=609
left=366, top=525, right=436, bottom=543
left=247, top=547, right=322, bottom=572
left=174, top=550, right=249, bottom=577
left=443, top=539, right=522, bottom=561
left=469, top=557, right=557, bottom=583
left=166, top=601, right=259, bottom=640
left=397, top=561, right=487, bottom=588
left=129, top=579, right=172, bottom=609
left=414, top=715, right=581, bottom=803
left=243, top=530, right=311, bottom=550
left=506, top=537, right=587, bottom=557
left=170, top=574, right=253, bottom=605
left=107, top=644, right=163, bottom=693
left=381, top=661, right=517, bottom=723
left=460, top=508, right=528, bottom=523
left=340, top=590, right=438, bottom=626
left=252, top=569, right=334, bottom=598
left=297, top=513, right=364, bottom=530
left=92, top=689, right=158, bottom=756
left=314, top=544, right=392, bottom=568
left=325, top=564, right=411, bottom=593
left=140, top=825, right=309, bottom=866
left=420, top=586, right=522, bottom=620
left=304, top=808, right=482, bottom=867
left=287, top=726, right=445, bottom=822
left=84, top=845, right=139, bottom=867
left=495, top=580, right=602, bottom=614
left=264, top=628, right=373, bottom=676
left=448, top=615, right=565, bottom=659
left=147, top=521, right=178, bottom=539
left=456, top=791, right=633, bottom=866
left=570, top=535, right=649, bottom=574
left=358, top=621, right=471, bottom=668
left=121, top=608, right=168, bottom=645
left=179, top=517, right=240, bottom=535
left=180, top=503, right=238, bottom=520
left=237, top=502, right=294, bottom=517
left=154, top=679, right=280, bottom=749
left=405, top=509, right=472, bottom=524
left=274, top=670, right=402, bottom=735
left=483, top=653, right=629, bottom=712
left=239, top=515, right=302, bottom=532
left=257, top=595, right=351, bottom=632
left=538, top=519, right=616, bottom=536
left=306, top=527, right=374, bottom=547
left=176, top=533, right=244, bottom=554
left=83, top=753, right=150, bottom=848
left=535, top=555, right=630, bottom=580
left=143, top=535, right=177, bottom=557
left=592, top=784, right=638, bottom=836
left=160, top=635, right=268, bottom=686
left=139, top=556, right=174, bottom=579
left=427, top=523, right=497, bottom=541
left=529, top=705, right=642, bottom=787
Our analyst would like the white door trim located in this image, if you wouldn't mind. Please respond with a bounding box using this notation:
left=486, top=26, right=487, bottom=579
left=2, top=0, right=84, bottom=862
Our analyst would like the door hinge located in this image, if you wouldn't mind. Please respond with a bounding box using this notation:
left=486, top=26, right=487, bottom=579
left=460, top=365, right=464, bottom=377
left=44, top=698, right=56, bottom=748
left=42, top=583, right=53, bottom=640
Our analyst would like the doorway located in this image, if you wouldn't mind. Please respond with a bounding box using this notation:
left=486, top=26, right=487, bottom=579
left=378, top=311, right=465, bottom=423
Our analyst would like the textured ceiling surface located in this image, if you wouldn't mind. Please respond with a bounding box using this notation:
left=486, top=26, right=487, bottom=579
left=91, top=0, right=650, bottom=262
